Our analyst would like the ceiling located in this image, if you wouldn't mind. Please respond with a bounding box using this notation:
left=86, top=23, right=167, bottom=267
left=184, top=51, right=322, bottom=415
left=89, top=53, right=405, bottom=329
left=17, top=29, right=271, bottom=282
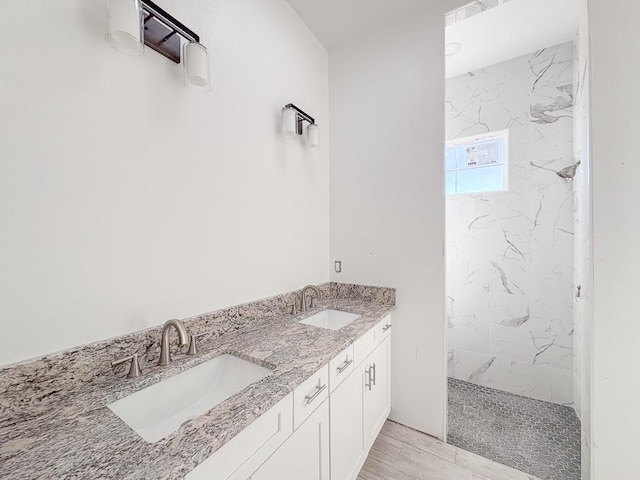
left=445, top=0, right=579, bottom=78
left=285, top=0, right=440, bottom=50
left=287, top=0, right=579, bottom=77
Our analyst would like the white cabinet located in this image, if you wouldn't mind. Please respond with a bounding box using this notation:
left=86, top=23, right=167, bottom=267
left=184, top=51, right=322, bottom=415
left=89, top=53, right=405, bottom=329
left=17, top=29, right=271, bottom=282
left=330, top=322, right=392, bottom=480
left=353, top=324, right=379, bottom=366
left=293, top=365, right=329, bottom=429
left=187, top=315, right=392, bottom=480
left=378, top=314, right=392, bottom=342
left=329, top=344, right=355, bottom=393
left=251, top=398, right=330, bottom=480
left=363, top=335, right=391, bottom=451
left=186, top=394, right=293, bottom=480
left=329, top=362, right=364, bottom=480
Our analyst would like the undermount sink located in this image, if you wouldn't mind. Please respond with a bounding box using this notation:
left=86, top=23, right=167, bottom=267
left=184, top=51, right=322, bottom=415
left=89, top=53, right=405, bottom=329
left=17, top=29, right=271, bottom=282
left=108, top=354, right=272, bottom=443
left=300, top=309, right=361, bottom=331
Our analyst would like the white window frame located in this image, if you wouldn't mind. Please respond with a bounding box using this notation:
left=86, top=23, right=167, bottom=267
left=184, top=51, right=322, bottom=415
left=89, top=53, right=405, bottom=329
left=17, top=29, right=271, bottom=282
left=445, top=129, right=510, bottom=195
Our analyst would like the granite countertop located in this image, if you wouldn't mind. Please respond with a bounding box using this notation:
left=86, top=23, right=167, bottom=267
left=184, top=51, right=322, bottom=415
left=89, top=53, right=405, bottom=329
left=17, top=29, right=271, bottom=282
left=0, top=285, right=394, bottom=479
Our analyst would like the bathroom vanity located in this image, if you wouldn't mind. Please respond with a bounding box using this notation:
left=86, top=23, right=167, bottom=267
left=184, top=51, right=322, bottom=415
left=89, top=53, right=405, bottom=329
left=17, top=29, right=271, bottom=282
left=186, top=313, right=392, bottom=480
left=0, top=283, right=394, bottom=480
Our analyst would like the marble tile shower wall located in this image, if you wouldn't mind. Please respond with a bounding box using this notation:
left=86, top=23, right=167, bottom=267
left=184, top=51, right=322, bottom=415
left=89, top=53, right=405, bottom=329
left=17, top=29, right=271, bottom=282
left=445, top=42, right=576, bottom=405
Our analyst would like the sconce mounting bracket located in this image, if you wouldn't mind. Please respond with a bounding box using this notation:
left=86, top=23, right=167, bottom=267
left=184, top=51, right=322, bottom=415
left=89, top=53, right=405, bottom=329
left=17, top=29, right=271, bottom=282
left=141, top=0, right=200, bottom=64
left=284, top=103, right=316, bottom=135
left=143, top=16, right=181, bottom=63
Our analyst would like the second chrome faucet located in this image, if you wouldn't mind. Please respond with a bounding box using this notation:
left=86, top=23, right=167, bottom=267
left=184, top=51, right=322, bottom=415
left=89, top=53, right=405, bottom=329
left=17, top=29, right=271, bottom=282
left=300, top=285, right=320, bottom=313
left=289, top=285, right=322, bottom=315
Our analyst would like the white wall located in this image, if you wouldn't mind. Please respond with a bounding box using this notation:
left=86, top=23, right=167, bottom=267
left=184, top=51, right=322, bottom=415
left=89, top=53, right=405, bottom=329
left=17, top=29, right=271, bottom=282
left=0, top=0, right=330, bottom=366
left=572, top=1, right=593, bottom=476
left=329, top=2, right=454, bottom=438
left=590, top=0, right=640, bottom=477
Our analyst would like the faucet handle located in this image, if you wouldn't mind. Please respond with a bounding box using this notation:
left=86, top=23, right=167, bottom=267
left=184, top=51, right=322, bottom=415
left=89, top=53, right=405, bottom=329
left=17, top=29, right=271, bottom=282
left=187, top=333, right=208, bottom=356
left=112, top=354, right=142, bottom=379
left=287, top=292, right=302, bottom=315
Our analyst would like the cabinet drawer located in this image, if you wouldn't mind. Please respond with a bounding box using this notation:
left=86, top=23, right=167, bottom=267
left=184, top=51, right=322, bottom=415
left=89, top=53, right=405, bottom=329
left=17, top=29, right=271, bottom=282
left=186, top=393, right=293, bottom=480
left=293, top=364, right=329, bottom=429
left=329, top=344, right=355, bottom=393
left=378, top=314, right=392, bottom=341
left=353, top=325, right=378, bottom=366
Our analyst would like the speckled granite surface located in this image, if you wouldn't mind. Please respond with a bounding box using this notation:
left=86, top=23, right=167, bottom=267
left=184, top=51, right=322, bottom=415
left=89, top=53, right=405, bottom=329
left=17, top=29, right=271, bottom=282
left=0, top=283, right=394, bottom=479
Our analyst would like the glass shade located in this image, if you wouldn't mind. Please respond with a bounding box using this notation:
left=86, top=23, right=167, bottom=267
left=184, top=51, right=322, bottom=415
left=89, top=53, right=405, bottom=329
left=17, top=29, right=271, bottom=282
left=282, top=107, right=297, bottom=137
left=105, top=0, right=144, bottom=56
left=307, top=123, right=320, bottom=148
left=183, top=42, right=212, bottom=92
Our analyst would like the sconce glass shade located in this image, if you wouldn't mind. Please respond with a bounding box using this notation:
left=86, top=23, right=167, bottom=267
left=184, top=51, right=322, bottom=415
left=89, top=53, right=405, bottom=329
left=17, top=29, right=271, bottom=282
left=307, top=123, right=320, bottom=148
left=183, top=42, right=212, bottom=92
left=105, top=0, right=144, bottom=56
left=282, top=107, right=297, bottom=137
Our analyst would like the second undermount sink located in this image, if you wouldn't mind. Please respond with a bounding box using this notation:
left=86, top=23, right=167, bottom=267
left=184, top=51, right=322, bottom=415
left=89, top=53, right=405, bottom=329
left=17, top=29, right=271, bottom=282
left=108, top=354, right=272, bottom=443
left=300, top=309, right=361, bottom=331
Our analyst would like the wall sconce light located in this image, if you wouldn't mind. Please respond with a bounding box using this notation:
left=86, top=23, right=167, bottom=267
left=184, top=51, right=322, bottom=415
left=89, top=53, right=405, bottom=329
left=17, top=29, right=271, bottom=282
left=282, top=104, right=319, bottom=148
left=105, top=0, right=211, bottom=92
left=105, top=0, right=144, bottom=55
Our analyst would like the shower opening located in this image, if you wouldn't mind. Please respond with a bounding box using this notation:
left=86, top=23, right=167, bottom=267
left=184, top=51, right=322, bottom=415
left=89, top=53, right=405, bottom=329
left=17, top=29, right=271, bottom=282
left=443, top=1, right=590, bottom=479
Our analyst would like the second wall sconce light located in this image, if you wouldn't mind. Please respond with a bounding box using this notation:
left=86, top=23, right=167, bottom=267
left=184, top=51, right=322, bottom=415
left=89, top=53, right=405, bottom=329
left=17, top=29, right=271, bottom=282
left=105, top=0, right=211, bottom=92
left=282, top=104, right=319, bottom=148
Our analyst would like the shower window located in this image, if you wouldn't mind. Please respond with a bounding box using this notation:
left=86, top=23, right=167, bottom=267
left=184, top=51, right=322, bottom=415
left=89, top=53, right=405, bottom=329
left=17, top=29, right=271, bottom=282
left=445, top=129, right=509, bottom=194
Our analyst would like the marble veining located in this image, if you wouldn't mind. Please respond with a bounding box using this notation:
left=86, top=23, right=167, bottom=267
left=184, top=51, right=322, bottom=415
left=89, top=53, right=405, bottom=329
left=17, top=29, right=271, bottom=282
left=446, top=42, right=575, bottom=405
left=0, top=283, right=394, bottom=479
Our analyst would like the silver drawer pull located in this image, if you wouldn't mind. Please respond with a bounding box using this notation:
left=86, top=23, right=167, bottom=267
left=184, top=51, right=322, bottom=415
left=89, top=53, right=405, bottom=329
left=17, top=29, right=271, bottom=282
left=365, top=368, right=372, bottom=391
left=337, top=359, right=353, bottom=374
left=305, top=380, right=327, bottom=405
left=382, top=324, right=392, bottom=332
left=370, top=363, right=377, bottom=386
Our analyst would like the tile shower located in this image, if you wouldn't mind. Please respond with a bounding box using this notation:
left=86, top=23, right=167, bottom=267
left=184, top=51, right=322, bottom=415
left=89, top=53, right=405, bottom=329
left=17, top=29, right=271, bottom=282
left=445, top=41, right=581, bottom=480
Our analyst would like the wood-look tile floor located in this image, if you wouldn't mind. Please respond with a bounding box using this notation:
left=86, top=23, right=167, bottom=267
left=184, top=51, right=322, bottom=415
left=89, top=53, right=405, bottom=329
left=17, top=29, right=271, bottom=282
left=357, top=421, right=541, bottom=480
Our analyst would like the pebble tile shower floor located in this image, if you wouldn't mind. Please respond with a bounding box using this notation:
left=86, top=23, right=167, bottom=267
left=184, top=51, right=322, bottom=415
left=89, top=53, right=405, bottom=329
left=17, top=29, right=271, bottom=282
left=448, top=378, right=581, bottom=480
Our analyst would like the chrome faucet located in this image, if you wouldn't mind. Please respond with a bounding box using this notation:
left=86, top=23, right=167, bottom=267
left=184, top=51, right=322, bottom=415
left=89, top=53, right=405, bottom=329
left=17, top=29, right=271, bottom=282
left=300, top=285, right=320, bottom=312
left=158, top=319, right=189, bottom=366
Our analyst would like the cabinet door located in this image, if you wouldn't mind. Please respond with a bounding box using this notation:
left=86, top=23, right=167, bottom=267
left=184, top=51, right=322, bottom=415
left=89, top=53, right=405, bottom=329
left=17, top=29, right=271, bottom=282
left=330, top=367, right=363, bottom=480
left=251, top=398, right=330, bottom=480
left=187, top=394, right=294, bottom=480
left=362, top=336, right=391, bottom=450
